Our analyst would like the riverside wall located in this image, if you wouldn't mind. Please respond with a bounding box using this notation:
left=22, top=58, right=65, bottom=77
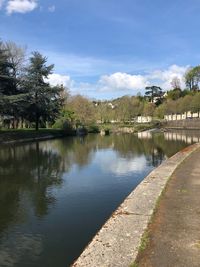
left=72, top=143, right=200, bottom=267
left=165, top=118, right=200, bottom=129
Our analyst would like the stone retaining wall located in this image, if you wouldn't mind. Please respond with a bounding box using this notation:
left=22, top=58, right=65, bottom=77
left=165, top=118, right=200, bottom=129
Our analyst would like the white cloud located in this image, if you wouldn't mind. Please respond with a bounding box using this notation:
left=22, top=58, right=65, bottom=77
left=47, top=73, right=74, bottom=88
left=99, top=72, right=149, bottom=91
left=96, top=65, right=189, bottom=93
left=6, top=0, right=38, bottom=14
left=43, top=65, right=190, bottom=99
left=147, top=64, right=189, bottom=90
left=48, top=5, right=55, bottom=12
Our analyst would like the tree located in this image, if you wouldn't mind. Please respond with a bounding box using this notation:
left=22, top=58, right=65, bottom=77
left=95, top=101, right=114, bottom=123
left=3, top=41, right=26, bottom=80
left=177, top=95, right=193, bottom=115
left=190, top=93, right=200, bottom=116
left=0, top=41, right=28, bottom=128
left=167, top=88, right=182, bottom=100
left=154, top=103, right=167, bottom=119
left=115, top=96, right=133, bottom=122
left=24, top=52, right=63, bottom=130
left=67, top=95, right=94, bottom=126
left=164, top=100, right=178, bottom=115
left=131, top=96, right=143, bottom=117
left=0, top=42, right=15, bottom=96
left=0, top=41, right=17, bottom=123
left=185, top=66, right=200, bottom=91
left=145, top=86, right=163, bottom=104
left=171, top=77, right=181, bottom=90
left=143, top=102, right=155, bottom=116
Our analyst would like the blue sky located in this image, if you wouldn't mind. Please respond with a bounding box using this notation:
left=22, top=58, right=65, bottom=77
left=1, top=0, right=200, bottom=99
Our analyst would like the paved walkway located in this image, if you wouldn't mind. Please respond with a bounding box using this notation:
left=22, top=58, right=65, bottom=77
left=136, top=148, right=200, bottom=267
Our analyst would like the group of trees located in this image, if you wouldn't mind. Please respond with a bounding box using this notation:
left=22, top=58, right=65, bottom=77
left=52, top=67, right=200, bottom=127
left=0, top=40, right=65, bottom=130
left=155, top=92, right=200, bottom=118
left=1, top=38, right=200, bottom=130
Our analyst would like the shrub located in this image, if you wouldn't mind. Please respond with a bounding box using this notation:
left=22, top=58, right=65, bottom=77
left=87, top=124, right=100, bottom=133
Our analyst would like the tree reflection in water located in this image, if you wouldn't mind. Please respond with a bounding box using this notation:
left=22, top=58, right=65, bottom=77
left=0, top=141, right=64, bottom=233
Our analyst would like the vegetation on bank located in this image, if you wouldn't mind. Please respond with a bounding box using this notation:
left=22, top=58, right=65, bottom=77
left=0, top=121, right=159, bottom=144
left=1, top=38, right=200, bottom=135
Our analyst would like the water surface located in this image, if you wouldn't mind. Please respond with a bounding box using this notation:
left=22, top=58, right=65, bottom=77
left=0, top=131, right=199, bottom=267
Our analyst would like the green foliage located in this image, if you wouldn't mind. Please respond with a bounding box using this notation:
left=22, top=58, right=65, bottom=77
left=190, top=92, right=200, bottom=113
left=86, top=124, right=100, bottom=133
left=185, top=66, right=200, bottom=91
left=139, top=230, right=150, bottom=252
left=66, top=95, right=95, bottom=126
left=52, top=117, right=74, bottom=132
left=167, top=88, right=182, bottom=100
left=0, top=42, right=15, bottom=96
left=0, top=40, right=65, bottom=131
left=154, top=104, right=166, bottom=119
left=143, top=102, right=155, bottom=116
left=23, top=52, right=64, bottom=130
left=145, top=85, right=163, bottom=104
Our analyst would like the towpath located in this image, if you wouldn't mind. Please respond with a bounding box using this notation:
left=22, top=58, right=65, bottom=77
left=136, top=148, right=200, bottom=267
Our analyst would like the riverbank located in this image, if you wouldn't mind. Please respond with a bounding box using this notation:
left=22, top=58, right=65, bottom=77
left=164, top=118, right=200, bottom=130
left=72, top=143, right=200, bottom=267
left=0, top=122, right=160, bottom=144
left=0, top=129, right=66, bottom=144
left=100, top=121, right=160, bottom=134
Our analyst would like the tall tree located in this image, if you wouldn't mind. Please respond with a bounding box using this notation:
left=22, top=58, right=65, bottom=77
left=171, top=76, right=181, bottom=90
left=0, top=42, right=15, bottom=96
left=0, top=41, right=17, bottom=123
left=185, top=66, right=200, bottom=91
left=24, top=52, right=63, bottom=130
left=1, top=41, right=27, bottom=128
left=143, top=102, right=155, bottom=116
left=67, top=95, right=94, bottom=126
left=145, top=86, right=163, bottom=104
left=3, top=41, right=26, bottom=81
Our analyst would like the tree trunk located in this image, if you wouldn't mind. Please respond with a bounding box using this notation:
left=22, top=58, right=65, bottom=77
left=35, top=113, right=39, bottom=131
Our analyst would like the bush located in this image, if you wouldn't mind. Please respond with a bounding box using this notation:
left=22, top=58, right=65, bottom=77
left=52, top=119, right=75, bottom=135
left=86, top=124, right=100, bottom=133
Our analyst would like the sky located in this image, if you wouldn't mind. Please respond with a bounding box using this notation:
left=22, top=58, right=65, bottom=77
left=0, top=0, right=200, bottom=99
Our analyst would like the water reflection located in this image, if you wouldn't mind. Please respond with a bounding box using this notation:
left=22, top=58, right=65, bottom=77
left=0, top=233, right=42, bottom=267
left=138, top=129, right=200, bottom=144
left=0, top=131, right=198, bottom=267
left=0, top=142, right=64, bottom=233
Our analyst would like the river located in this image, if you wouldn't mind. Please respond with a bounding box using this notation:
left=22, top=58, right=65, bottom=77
left=0, top=130, right=199, bottom=267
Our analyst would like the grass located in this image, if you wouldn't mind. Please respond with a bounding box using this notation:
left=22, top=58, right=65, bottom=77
left=139, top=231, right=150, bottom=252
left=129, top=231, right=150, bottom=267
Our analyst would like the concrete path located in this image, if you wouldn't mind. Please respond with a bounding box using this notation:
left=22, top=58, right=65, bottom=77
left=136, top=148, right=200, bottom=267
